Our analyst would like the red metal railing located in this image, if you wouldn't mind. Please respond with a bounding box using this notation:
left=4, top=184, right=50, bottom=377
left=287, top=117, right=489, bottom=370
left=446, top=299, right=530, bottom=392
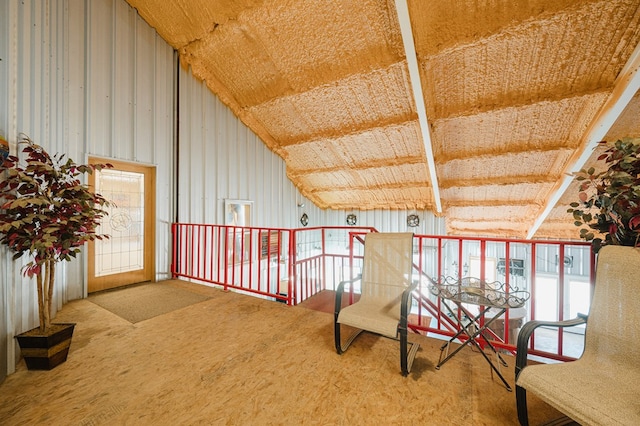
left=171, top=223, right=594, bottom=362
left=407, top=234, right=594, bottom=362
left=172, top=223, right=293, bottom=302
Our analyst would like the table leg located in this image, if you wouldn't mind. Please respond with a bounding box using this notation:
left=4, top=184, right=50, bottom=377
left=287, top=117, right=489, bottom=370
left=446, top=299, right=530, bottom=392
left=436, top=304, right=484, bottom=368
left=436, top=303, right=513, bottom=391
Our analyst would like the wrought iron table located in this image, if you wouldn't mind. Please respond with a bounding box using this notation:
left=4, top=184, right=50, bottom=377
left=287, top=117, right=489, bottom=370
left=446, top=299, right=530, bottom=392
left=429, top=276, right=530, bottom=391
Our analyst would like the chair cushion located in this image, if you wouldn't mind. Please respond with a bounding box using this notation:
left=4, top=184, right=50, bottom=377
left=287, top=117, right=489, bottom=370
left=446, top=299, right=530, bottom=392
left=517, top=354, right=640, bottom=426
left=338, top=299, right=400, bottom=338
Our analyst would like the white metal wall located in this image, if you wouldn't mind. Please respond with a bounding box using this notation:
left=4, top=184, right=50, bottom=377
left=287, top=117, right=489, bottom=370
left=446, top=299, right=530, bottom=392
left=0, top=0, right=175, bottom=378
left=177, top=66, right=300, bottom=228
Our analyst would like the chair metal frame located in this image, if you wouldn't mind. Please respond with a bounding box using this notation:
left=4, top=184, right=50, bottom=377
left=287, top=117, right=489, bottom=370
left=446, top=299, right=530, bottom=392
left=515, top=315, right=587, bottom=425
left=333, top=232, right=419, bottom=376
left=514, top=245, right=640, bottom=426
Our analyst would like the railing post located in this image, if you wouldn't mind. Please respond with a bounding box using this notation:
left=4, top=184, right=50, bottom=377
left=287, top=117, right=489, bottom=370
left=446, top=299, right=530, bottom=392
left=288, top=229, right=295, bottom=306
left=558, top=243, right=566, bottom=356
left=171, top=223, right=177, bottom=278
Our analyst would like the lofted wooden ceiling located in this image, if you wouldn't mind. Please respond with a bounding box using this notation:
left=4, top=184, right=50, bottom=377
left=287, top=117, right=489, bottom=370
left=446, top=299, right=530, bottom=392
left=126, top=0, right=640, bottom=239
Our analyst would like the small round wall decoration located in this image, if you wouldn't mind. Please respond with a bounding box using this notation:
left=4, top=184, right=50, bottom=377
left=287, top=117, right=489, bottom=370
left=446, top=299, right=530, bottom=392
left=300, top=213, right=309, bottom=227
left=407, top=214, right=420, bottom=227
left=346, top=214, right=357, bottom=226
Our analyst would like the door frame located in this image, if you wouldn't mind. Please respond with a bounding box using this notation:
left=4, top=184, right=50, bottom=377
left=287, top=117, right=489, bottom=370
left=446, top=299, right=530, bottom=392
left=87, top=157, right=156, bottom=293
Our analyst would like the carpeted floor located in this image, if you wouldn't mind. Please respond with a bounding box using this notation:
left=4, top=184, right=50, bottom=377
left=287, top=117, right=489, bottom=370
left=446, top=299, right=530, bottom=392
left=0, top=280, right=567, bottom=425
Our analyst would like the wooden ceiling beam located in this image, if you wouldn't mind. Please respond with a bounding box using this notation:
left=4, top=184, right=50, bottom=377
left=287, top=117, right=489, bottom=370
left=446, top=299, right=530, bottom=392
left=395, top=0, right=441, bottom=213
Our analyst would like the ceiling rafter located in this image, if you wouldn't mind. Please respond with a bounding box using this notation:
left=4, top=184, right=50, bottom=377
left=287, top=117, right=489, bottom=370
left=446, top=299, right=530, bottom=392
left=326, top=201, right=430, bottom=211
left=395, top=0, right=441, bottom=213
left=431, top=88, right=612, bottom=122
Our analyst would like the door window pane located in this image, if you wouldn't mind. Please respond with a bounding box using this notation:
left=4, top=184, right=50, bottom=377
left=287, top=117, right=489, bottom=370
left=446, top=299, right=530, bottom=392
left=94, top=169, right=144, bottom=277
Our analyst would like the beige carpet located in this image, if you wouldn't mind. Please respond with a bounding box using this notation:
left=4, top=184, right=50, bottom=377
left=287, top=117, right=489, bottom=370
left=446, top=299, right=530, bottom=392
left=88, top=282, right=211, bottom=323
left=0, top=280, right=566, bottom=425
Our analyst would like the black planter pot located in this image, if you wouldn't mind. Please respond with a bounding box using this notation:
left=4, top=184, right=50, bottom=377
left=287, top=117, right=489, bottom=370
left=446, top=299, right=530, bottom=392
left=15, top=323, right=76, bottom=370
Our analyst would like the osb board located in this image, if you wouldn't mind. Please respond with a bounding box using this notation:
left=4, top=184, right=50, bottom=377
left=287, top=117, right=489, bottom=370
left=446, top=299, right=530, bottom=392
left=0, top=280, right=566, bottom=425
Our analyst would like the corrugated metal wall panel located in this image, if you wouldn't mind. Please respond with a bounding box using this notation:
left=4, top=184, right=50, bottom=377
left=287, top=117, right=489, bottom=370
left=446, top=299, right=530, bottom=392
left=0, top=0, right=175, bottom=378
left=82, top=0, right=176, bottom=280
left=0, top=0, right=68, bottom=377
left=0, top=0, right=10, bottom=382
left=86, top=0, right=114, bottom=157
left=66, top=1, right=88, bottom=158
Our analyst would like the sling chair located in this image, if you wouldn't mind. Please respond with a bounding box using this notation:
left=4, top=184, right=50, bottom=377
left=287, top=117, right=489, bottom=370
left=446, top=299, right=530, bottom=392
left=515, top=245, right=640, bottom=425
left=334, top=232, right=419, bottom=376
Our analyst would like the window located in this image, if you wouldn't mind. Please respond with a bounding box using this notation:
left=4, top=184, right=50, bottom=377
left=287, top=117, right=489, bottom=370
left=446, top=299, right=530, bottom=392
left=469, top=256, right=497, bottom=282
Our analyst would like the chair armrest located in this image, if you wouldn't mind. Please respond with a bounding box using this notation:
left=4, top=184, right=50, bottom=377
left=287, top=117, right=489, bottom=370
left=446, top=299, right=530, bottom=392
left=334, top=274, right=362, bottom=315
left=400, top=280, right=419, bottom=327
left=515, top=314, right=588, bottom=379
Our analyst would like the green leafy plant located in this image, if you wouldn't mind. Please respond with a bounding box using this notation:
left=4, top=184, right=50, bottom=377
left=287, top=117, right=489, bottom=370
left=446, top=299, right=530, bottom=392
left=568, top=138, right=640, bottom=252
left=0, top=135, right=112, bottom=332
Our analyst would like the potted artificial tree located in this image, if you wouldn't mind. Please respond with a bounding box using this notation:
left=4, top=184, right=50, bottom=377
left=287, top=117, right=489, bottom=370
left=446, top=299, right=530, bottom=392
left=568, top=137, right=640, bottom=252
left=0, top=134, right=112, bottom=370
